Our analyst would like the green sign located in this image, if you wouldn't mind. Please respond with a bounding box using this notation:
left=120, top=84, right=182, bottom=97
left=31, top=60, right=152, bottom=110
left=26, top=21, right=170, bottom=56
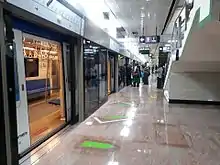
left=139, top=47, right=150, bottom=55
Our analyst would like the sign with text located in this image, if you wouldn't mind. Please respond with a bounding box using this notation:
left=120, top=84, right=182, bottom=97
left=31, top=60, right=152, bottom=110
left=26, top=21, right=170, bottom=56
left=139, top=35, right=160, bottom=44
left=7, top=0, right=84, bottom=35
left=139, top=47, right=150, bottom=55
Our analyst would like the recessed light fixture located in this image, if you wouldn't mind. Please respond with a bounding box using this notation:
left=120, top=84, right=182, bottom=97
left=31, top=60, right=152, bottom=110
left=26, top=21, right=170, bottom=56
left=141, top=6, right=144, bottom=10
left=141, top=12, right=145, bottom=18
left=146, top=0, right=150, bottom=1
left=147, top=12, right=150, bottom=18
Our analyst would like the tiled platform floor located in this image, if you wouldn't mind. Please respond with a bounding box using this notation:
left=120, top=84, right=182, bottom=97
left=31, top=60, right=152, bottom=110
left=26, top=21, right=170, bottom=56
left=20, top=85, right=220, bottom=165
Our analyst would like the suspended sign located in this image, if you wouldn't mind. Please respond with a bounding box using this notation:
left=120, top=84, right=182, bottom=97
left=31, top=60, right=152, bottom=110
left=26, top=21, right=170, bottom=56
left=139, top=47, right=150, bottom=55
left=139, top=35, right=160, bottom=44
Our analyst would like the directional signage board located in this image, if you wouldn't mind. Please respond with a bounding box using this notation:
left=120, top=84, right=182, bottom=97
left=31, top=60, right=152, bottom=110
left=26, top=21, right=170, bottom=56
left=139, top=35, right=160, bottom=44
left=139, top=47, right=150, bottom=55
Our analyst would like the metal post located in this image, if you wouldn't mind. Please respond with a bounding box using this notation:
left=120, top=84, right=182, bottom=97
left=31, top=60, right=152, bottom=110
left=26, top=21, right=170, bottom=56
left=178, top=16, right=182, bottom=48
left=115, top=55, right=119, bottom=92
left=77, top=38, right=84, bottom=122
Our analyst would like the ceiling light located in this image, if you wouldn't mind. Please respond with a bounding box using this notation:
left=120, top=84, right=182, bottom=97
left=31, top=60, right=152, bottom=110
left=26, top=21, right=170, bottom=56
left=141, top=6, right=144, bottom=10
left=23, top=47, right=35, bottom=51
left=146, top=0, right=150, bottom=1
left=141, top=13, right=145, bottom=18
left=168, top=39, right=178, bottom=43
left=147, top=12, right=150, bottom=18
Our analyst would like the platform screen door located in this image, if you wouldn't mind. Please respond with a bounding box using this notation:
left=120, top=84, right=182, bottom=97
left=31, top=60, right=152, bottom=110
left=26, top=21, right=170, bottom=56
left=13, top=29, right=31, bottom=153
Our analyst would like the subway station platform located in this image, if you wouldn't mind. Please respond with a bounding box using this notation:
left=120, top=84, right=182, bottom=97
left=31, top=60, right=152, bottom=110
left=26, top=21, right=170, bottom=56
left=20, top=84, right=220, bottom=165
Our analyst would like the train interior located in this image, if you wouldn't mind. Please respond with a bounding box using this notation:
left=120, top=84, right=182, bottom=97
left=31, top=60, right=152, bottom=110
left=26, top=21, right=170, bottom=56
left=22, top=34, right=65, bottom=143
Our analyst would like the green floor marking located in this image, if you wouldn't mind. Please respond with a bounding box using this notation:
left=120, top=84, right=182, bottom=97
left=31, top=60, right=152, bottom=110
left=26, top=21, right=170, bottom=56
left=103, top=115, right=127, bottom=120
left=80, top=140, right=114, bottom=149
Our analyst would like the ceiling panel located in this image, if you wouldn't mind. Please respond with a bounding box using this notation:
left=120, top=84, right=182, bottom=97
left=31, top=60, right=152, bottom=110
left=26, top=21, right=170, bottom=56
left=105, top=0, right=173, bottom=36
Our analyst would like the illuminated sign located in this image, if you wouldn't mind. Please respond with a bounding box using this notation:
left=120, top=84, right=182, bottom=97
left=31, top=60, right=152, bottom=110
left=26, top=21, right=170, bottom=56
left=139, top=36, right=160, bottom=44
left=139, top=47, right=150, bottom=55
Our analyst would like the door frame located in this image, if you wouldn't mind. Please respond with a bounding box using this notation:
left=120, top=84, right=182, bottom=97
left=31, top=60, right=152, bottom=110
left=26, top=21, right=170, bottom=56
left=12, top=24, right=78, bottom=159
left=62, top=42, right=72, bottom=123
left=13, top=29, right=31, bottom=154
left=0, top=7, right=19, bottom=164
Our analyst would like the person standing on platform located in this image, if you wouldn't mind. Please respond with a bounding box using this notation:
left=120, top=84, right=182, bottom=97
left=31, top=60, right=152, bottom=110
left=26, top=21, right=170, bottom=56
left=143, top=67, right=150, bottom=85
left=132, top=68, right=141, bottom=87
left=156, top=65, right=163, bottom=89
left=126, top=64, right=132, bottom=86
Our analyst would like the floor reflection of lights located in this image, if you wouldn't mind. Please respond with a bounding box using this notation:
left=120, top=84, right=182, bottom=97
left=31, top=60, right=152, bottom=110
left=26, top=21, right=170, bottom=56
left=119, top=106, right=137, bottom=137
left=120, top=126, right=130, bottom=137
left=126, top=107, right=137, bottom=119
left=124, top=119, right=133, bottom=127
left=137, top=149, right=151, bottom=154
left=31, top=155, right=40, bottom=165
left=108, top=161, right=119, bottom=165
left=85, top=121, right=93, bottom=126
left=157, top=119, right=165, bottom=124
left=45, top=138, right=61, bottom=153
left=31, top=137, right=60, bottom=165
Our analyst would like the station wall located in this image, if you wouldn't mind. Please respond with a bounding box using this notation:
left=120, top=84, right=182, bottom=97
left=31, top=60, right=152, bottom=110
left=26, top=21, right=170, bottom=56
left=168, top=72, right=220, bottom=102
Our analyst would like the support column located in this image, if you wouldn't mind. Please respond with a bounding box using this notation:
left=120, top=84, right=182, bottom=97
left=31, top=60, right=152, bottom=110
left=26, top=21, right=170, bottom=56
left=115, top=55, right=119, bottom=92
left=75, top=38, right=84, bottom=122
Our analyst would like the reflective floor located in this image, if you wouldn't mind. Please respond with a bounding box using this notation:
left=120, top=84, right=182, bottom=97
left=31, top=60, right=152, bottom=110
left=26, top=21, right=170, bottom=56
left=20, top=81, right=220, bottom=165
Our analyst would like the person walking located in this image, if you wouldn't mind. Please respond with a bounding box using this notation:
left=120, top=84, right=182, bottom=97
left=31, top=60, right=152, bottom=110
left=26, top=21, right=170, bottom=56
left=132, top=68, right=141, bottom=87
left=156, top=65, right=163, bottom=89
left=126, top=64, right=132, bottom=86
left=143, top=67, right=150, bottom=85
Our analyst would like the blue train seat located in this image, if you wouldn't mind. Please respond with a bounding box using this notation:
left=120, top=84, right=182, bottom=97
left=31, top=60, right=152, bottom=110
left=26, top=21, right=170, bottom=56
left=26, top=79, right=50, bottom=99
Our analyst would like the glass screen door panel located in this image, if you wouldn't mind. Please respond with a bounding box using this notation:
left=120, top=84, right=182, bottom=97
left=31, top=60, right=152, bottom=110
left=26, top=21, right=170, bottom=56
left=107, top=59, right=111, bottom=95
left=22, top=33, right=65, bottom=144
left=84, top=44, right=99, bottom=117
left=98, top=49, right=107, bottom=102
left=13, top=29, right=31, bottom=153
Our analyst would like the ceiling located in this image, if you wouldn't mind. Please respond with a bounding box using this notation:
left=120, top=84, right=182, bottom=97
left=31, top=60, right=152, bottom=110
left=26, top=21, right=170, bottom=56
left=163, top=0, right=185, bottom=35
left=105, top=0, right=176, bottom=60
left=65, top=0, right=177, bottom=62
left=105, top=0, right=173, bottom=37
